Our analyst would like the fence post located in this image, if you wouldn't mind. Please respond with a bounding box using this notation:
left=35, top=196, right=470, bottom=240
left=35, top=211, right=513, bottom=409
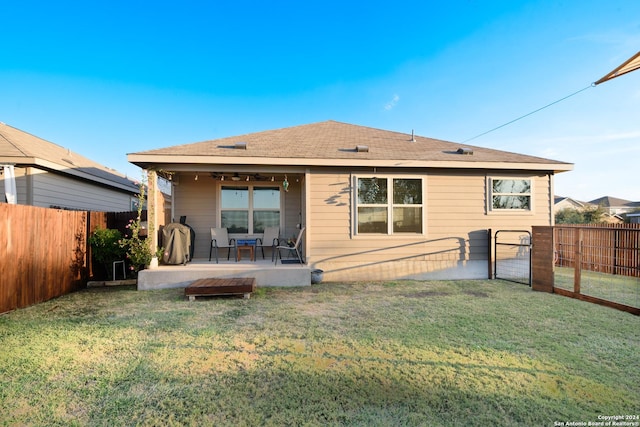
left=531, top=226, right=554, bottom=292
left=487, top=228, right=492, bottom=279
left=574, top=228, right=582, bottom=295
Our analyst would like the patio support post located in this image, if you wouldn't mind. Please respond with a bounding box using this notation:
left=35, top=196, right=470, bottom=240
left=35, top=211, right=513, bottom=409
left=147, top=169, right=159, bottom=267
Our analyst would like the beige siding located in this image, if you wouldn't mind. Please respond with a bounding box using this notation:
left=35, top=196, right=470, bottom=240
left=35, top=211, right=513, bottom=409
left=171, top=169, right=554, bottom=281
left=308, top=169, right=552, bottom=281
left=281, top=178, right=304, bottom=242
left=172, top=178, right=217, bottom=259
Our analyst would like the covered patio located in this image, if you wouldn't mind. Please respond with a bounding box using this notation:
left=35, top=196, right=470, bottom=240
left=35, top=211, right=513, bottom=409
left=138, top=166, right=311, bottom=290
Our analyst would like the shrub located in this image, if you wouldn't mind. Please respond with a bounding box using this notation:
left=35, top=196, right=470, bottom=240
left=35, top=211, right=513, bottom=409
left=89, top=227, right=126, bottom=278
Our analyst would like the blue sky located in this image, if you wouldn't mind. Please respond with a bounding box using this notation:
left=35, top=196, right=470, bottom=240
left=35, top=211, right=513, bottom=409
left=2, top=0, right=639, bottom=201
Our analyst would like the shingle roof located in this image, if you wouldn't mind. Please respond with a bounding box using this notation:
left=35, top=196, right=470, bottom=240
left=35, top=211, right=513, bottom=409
left=129, top=120, right=572, bottom=171
left=0, top=122, right=138, bottom=192
left=589, top=196, right=635, bottom=207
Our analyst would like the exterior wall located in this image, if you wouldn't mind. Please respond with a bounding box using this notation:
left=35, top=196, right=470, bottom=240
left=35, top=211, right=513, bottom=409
left=169, top=168, right=555, bottom=282
left=281, top=178, right=304, bottom=244
left=12, top=166, right=29, bottom=205
left=12, top=167, right=134, bottom=211
left=171, top=177, right=217, bottom=260
left=307, top=168, right=553, bottom=281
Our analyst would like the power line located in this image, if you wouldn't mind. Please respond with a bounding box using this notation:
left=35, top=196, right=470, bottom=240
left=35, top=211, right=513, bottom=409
left=462, top=84, right=594, bottom=143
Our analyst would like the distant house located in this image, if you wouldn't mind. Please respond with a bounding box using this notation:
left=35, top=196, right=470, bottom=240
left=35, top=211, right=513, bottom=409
left=627, top=213, right=640, bottom=224
left=589, top=196, right=638, bottom=215
left=128, top=120, right=573, bottom=281
left=1, top=123, right=139, bottom=211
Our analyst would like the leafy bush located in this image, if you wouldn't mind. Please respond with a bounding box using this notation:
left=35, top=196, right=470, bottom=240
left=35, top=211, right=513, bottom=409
left=555, top=205, right=606, bottom=224
left=89, top=228, right=126, bottom=277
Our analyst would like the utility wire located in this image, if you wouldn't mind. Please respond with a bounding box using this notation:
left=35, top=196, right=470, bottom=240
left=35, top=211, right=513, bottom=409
left=462, top=84, right=594, bottom=143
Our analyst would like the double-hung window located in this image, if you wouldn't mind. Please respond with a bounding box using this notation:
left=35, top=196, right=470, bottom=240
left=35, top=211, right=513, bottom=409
left=221, top=185, right=280, bottom=234
left=489, top=178, right=532, bottom=211
left=355, top=177, right=423, bottom=235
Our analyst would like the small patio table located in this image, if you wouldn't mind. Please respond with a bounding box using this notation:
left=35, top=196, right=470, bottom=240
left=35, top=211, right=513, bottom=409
left=236, top=239, right=257, bottom=262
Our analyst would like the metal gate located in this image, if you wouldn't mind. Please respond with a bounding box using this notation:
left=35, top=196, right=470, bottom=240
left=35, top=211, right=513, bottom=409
left=494, top=230, right=532, bottom=285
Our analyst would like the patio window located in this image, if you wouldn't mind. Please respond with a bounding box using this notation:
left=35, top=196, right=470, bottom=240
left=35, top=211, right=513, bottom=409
left=355, top=177, right=423, bottom=235
left=488, top=178, right=532, bottom=211
left=221, top=185, right=280, bottom=234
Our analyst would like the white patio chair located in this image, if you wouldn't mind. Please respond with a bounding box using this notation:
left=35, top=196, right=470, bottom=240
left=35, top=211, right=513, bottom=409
left=209, top=228, right=237, bottom=263
left=256, top=226, right=281, bottom=260
left=274, top=227, right=305, bottom=265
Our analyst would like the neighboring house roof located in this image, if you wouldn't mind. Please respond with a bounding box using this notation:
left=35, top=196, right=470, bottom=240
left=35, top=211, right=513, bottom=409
left=589, top=196, right=634, bottom=208
left=554, top=196, right=588, bottom=206
left=587, top=196, right=640, bottom=216
left=128, top=120, right=574, bottom=172
left=0, top=122, right=138, bottom=193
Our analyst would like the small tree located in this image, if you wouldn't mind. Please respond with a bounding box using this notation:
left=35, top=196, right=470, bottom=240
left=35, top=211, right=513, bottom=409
left=582, top=204, right=606, bottom=224
left=120, top=180, right=152, bottom=273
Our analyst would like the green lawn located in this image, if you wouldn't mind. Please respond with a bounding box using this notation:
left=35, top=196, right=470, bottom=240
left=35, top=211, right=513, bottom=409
left=0, top=280, right=638, bottom=426
left=554, top=266, right=640, bottom=308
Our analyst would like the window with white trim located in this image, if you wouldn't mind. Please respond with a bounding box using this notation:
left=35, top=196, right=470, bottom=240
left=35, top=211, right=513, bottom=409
left=355, top=177, right=423, bottom=234
left=489, top=178, right=532, bottom=211
left=220, top=185, right=280, bottom=233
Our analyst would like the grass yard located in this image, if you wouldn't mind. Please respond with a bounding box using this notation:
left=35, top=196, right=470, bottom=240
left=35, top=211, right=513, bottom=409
left=554, top=266, right=640, bottom=309
left=0, top=280, right=638, bottom=426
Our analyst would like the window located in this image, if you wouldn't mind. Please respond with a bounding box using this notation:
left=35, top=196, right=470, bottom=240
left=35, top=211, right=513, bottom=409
left=221, top=185, right=280, bottom=233
left=489, top=178, right=532, bottom=211
left=356, top=177, right=423, bottom=235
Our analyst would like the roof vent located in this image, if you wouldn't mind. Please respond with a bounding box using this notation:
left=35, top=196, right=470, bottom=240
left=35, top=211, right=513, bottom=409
left=410, top=130, right=416, bottom=142
left=456, top=147, right=473, bottom=155
left=356, top=145, right=369, bottom=152
left=235, top=142, right=247, bottom=150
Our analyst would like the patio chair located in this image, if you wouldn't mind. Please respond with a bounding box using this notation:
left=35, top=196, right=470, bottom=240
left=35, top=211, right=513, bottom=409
left=256, top=226, right=281, bottom=260
left=274, top=227, right=305, bottom=265
left=209, top=228, right=237, bottom=263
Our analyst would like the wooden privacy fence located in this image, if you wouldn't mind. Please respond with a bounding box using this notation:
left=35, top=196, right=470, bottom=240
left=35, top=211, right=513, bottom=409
left=555, top=224, right=640, bottom=278
left=0, top=204, right=141, bottom=314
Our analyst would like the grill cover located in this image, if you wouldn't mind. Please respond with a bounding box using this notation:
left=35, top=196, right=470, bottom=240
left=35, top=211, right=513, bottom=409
left=162, top=223, right=192, bottom=265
